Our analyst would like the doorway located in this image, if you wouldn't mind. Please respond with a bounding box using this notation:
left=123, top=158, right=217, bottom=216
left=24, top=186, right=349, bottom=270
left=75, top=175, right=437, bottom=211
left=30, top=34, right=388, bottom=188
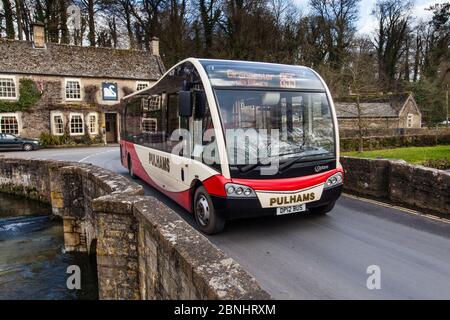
left=105, top=113, right=118, bottom=144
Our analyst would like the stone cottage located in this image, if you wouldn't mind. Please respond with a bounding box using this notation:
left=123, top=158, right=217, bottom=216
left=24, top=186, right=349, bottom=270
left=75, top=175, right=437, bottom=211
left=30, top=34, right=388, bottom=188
left=335, top=93, right=422, bottom=130
left=0, top=23, right=165, bottom=144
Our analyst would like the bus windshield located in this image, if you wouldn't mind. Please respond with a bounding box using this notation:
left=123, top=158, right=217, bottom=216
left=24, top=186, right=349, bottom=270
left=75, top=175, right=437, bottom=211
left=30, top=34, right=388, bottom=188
left=215, top=89, right=336, bottom=166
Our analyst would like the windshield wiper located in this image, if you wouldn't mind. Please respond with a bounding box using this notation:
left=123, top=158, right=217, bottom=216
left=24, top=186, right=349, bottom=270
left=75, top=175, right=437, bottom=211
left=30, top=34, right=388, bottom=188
left=237, top=162, right=263, bottom=174
left=238, top=142, right=306, bottom=173
left=278, top=147, right=327, bottom=172
left=237, top=145, right=309, bottom=174
left=278, top=155, right=307, bottom=172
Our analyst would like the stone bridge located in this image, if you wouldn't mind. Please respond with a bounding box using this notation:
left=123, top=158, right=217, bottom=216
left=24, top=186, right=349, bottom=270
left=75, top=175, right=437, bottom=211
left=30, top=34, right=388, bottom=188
left=0, top=158, right=270, bottom=300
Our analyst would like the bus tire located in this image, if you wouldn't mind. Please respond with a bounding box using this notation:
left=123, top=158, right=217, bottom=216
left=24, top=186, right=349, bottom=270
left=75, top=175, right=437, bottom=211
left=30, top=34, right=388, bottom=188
left=194, top=186, right=225, bottom=235
left=310, top=201, right=336, bottom=215
left=128, top=155, right=138, bottom=180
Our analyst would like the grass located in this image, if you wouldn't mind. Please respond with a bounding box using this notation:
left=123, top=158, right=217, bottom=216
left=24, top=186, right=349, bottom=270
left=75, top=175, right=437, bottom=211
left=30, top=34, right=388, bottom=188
left=343, top=145, right=450, bottom=165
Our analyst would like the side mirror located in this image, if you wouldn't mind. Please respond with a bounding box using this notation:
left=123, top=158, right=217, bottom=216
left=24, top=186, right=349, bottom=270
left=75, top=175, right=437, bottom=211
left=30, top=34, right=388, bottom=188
left=194, top=91, right=207, bottom=119
left=179, top=91, right=192, bottom=117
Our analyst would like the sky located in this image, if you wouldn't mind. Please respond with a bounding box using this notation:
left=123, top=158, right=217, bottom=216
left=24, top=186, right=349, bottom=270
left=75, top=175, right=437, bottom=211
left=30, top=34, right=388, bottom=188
left=294, top=0, right=448, bottom=35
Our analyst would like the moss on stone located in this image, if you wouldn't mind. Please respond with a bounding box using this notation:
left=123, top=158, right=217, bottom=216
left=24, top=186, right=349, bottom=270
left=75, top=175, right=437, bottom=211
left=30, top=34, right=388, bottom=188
left=0, top=184, right=49, bottom=203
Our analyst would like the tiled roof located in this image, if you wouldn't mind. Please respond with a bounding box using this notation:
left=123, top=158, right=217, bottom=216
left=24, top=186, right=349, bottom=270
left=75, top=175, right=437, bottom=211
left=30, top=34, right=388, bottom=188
left=0, top=39, right=165, bottom=80
left=334, top=94, right=414, bottom=118
left=335, top=102, right=399, bottom=118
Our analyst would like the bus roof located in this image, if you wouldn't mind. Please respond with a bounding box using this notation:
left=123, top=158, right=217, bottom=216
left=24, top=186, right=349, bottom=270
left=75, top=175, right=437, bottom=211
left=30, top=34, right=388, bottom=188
left=198, top=59, right=326, bottom=91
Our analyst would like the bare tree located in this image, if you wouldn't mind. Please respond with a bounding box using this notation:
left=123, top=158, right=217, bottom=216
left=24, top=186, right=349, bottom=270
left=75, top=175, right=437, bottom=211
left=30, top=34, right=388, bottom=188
left=343, top=37, right=379, bottom=152
left=372, top=0, right=412, bottom=91
left=197, top=0, right=221, bottom=56
left=309, top=0, right=361, bottom=70
left=2, top=0, right=15, bottom=39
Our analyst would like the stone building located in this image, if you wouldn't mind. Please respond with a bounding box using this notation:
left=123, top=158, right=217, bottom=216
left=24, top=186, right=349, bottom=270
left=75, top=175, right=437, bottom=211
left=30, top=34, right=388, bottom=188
left=335, top=93, right=422, bottom=130
left=0, top=23, right=164, bottom=144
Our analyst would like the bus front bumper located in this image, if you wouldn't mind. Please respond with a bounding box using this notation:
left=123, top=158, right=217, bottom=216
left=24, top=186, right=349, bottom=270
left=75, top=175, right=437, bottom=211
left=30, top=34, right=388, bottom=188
left=210, top=185, right=343, bottom=220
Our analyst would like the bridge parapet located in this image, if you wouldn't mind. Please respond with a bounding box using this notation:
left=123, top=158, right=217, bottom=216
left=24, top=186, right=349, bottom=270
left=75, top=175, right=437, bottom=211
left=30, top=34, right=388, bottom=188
left=0, top=157, right=270, bottom=300
left=341, top=157, right=450, bottom=216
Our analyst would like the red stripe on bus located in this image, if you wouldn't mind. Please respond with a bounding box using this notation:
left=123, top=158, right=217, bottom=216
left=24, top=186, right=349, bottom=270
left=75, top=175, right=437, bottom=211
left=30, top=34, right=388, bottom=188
left=124, top=142, right=192, bottom=212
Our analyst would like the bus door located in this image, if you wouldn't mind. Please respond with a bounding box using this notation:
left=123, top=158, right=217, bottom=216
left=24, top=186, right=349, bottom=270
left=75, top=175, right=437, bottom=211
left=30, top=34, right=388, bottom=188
left=167, top=93, right=191, bottom=190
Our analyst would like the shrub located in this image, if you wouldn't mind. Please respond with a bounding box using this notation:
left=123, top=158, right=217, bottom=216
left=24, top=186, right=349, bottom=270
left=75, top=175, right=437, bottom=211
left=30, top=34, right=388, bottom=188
left=39, top=132, right=72, bottom=146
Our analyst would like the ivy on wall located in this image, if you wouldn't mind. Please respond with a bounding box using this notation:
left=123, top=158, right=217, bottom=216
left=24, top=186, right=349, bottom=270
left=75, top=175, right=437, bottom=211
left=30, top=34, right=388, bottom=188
left=0, top=79, right=43, bottom=112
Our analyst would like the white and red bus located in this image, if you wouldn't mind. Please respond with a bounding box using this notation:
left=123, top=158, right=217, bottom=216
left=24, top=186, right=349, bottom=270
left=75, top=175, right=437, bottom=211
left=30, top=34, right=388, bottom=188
left=120, top=59, right=343, bottom=234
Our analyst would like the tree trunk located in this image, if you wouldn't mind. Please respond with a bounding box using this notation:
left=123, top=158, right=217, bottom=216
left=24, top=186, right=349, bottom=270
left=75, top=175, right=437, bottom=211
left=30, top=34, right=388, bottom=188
left=413, top=33, right=421, bottom=82
left=110, top=17, right=118, bottom=48
left=124, top=2, right=135, bottom=49
left=356, top=96, right=364, bottom=153
left=88, top=0, right=96, bottom=46
left=60, top=0, right=69, bottom=44
left=15, top=0, right=23, bottom=40
left=2, top=0, right=15, bottom=39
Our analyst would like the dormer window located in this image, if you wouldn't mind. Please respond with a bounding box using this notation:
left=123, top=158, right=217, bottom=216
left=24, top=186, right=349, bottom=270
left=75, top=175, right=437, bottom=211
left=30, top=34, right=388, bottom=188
left=407, top=113, right=414, bottom=128
left=65, top=79, right=82, bottom=101
left=136, top=81, right=150, bottom=91
left=0, top=76, right=17, bottom=100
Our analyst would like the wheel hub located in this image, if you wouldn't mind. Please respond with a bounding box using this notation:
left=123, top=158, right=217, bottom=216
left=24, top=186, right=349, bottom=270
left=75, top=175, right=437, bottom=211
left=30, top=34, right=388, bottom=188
left=196, top=196, right=210, bottom=226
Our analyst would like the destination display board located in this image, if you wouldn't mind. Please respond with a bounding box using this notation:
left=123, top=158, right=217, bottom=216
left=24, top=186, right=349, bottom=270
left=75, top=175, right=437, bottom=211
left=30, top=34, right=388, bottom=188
left=200, top=60, right=325, bottom=90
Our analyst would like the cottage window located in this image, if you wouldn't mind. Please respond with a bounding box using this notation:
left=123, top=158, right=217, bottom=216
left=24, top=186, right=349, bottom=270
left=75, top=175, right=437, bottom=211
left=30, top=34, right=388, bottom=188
left=53, top=115, right=65, bottom=135
left=0, top=77, right=17, bottom=99
left=142, top=118, right=157, bottom=133
left=65, top=79, right=82, bottom=101
left=136, top=82, right=150, bottom=91
left=88, top=113, right=98, bottom=135
left=70, top=114, right=84, bottom=135
left=0, top=115, right=19, bottom=134
left=407, top=113, right=414, bottom=128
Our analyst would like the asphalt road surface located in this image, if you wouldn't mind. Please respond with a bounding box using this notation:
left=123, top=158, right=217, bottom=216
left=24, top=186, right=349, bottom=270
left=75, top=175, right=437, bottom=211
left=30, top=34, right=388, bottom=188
left=2, top=146, right=450, bottom=300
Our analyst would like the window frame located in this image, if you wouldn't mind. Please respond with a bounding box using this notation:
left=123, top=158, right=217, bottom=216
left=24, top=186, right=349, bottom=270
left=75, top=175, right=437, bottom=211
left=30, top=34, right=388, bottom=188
left=87, top=112, right=99, bottom=135
left=142, top=117, right=158, bottom=133
left=69, top=112, right=85, bottom=136
left=0, top=75, right=18, bottom=101
left=50, top=111, right=65, bottom=136
left=136, top=81, right=151, bottom=92
left=0, top=112, right=21, bottom=135
left=65, top=78, right=82, bottom=102
left=407, top=113, right=414, bottom=128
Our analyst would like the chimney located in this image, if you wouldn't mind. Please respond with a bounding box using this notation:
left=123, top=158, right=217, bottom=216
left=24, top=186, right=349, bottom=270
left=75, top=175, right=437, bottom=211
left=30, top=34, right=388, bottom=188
left=32, top=22, right=46, bottom=48
left=151, top=37, right=160, bottom=56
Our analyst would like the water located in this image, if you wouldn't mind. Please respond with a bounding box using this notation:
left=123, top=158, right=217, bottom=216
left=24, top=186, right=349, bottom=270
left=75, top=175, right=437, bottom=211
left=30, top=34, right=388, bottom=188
left=0, top=193, right=98, bottom=300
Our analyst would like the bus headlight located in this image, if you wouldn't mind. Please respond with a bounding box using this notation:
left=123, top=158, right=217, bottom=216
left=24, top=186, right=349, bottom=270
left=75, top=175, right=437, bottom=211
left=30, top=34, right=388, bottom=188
left=225, top=183, right=256, bottom=198
left=324, top=173, right=343, bottom=189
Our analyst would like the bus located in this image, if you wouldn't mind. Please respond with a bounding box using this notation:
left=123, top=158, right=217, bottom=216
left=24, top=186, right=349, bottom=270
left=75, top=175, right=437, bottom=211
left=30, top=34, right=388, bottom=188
left=120, top=59, right=344, bottom=234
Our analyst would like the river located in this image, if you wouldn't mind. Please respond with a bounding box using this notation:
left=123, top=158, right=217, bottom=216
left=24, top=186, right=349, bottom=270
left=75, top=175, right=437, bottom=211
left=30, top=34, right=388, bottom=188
left=0, top=193, right=98, bottom=300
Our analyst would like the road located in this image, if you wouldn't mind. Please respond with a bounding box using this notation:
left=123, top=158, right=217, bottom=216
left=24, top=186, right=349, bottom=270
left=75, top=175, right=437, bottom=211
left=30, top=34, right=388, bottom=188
left=2, top=147, right=450, bottom=300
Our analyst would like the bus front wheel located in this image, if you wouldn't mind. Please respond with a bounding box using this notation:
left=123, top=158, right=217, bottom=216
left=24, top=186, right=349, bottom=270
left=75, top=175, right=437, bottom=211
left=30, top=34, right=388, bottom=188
left=194, top=187, right=225, bottom=235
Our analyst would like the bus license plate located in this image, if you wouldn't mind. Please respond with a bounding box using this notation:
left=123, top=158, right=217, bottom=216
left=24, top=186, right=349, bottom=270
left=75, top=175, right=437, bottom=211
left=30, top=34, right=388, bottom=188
left=277, top=204, right=306, bottom=216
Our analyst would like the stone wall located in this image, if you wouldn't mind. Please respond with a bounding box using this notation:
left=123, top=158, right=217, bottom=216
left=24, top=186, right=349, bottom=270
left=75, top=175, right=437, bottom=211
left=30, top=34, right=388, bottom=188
left=0, top=157, right=270, bottom=300
left=341, top=133, right=450, bottom=152
left=341, top=157, right=450, bottom=216
left=339, top=127, right=450, bottom=138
